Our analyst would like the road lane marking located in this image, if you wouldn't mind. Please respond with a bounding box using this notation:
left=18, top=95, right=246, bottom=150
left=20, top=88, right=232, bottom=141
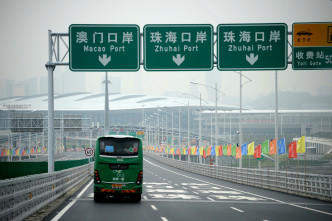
left=151, top=205, right=158, bottom=210
left=207, top=197, right=215, bottom=201
left=161, top=217, right=168, bottom=221
left=144, top=158, right=332, bottom=216
left=147, top=189, right=187, bottom=193
left=231, top=207, right=244, bottom=213
left=143, top=196, right=148, bottom=200
left=51, top=179, right=93, bottom=221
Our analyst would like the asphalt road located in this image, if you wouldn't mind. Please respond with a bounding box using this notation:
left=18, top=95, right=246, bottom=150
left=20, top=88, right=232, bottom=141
left=44, top=155, right=332, bottom=221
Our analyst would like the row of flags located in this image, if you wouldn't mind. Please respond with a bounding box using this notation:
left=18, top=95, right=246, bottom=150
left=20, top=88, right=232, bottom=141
left=0, top=146, right=65, bottom=157
left=145, top=136, right=306, bottom=159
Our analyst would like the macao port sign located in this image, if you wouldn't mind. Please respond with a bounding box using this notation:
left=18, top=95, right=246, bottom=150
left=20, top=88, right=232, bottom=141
left=144, top=24, right=214, bottom=71
left=69, top=24, right=140, bottom=71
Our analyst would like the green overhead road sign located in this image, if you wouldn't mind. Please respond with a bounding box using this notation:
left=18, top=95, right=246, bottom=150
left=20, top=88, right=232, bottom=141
left=218, top=23, right=288, bottom=70
left=69, top=24, right=140, bottom=71
left=144, top=24, right=214, bottom=71
left=293, top=22, right=332, bottom=70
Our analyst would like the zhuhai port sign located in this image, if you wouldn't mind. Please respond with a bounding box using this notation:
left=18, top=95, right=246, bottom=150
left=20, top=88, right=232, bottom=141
left=218, top=23, right=288, bottom=70
left=143, top=24, right=214, bottom=71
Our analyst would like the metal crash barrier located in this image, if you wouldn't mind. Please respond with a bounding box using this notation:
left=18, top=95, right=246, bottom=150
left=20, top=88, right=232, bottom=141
left=145, top=151, right=332, bottom=202
left=0, top=162, right=93, bottom=221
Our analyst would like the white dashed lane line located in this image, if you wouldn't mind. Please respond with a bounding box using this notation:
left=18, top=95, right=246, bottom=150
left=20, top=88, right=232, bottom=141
left=231, top=207, right=244, bottom=213
left=150, top=205, right=158, bottom=211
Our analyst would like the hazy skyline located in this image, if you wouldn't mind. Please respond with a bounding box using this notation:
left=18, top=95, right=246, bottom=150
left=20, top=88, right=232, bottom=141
left=0, top=0, right=331, bottom=103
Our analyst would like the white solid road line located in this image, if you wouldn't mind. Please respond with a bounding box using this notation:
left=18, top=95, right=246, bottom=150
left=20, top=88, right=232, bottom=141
left=51, top=179, right=93, bottom=221
left=161, top=217, right=168, bottom=221
left=151, top=205, right=158, bottom=210
left=144, top=158, right=332, bottom=216
left=231, top=207, right=244, bottom=213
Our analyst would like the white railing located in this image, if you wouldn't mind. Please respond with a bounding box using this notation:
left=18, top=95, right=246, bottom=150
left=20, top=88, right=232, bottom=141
left=0, top=162, right=93, bottom=221
left=145, top=151, right=332, bottom=202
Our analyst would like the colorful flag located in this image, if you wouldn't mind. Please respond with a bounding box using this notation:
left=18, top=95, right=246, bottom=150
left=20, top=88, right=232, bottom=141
left=191, top=147, right=196, bottom=155
left=211, top=146, right=216, bottom=156
left=199, top=146, right=204, bottom=156
left=224, top=144, right=229, bottom=156
left=227, top=144, right=232, bottom=156
left=236, top=146, right=242, bottom=159
left=203, top=149, right=207, bottom=158
left=278, top=138, right=286, bottom=155
left=248, top=142, right=254, bottom=155
left=217, top=145, right=222, bottom=156
left=196, top=147, right=200, bottom=156
left=231, top=144, right=236, bottom=156
left=297, top=136, right=306, bottom=153
left=176, top=147, right=181, bottom=155
left=289, top=141, right=297, bottom=158
left=188, top=147, right=191, bottom=155
left=262, top=140, right=269, bottom=155
left=269, top=139, right=277, bottom=155
left=207, top=146, right=212, bottom=156
left=254, top=144, right=261, bottom=159
left=241, top=143, right=248, bottom=155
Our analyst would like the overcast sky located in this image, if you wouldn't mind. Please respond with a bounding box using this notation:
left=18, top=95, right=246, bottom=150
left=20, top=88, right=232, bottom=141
left=0, top=0, right=331, bottom=102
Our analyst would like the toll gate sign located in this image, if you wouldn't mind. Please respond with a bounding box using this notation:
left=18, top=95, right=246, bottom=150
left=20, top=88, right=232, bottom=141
left=69, top=24, right=140, bottom=71
left=293, top=22, right=332, bottom=70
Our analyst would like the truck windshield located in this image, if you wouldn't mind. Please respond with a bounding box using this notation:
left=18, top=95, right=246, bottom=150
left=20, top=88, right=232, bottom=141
left=99, top=137, right=139, bottom=156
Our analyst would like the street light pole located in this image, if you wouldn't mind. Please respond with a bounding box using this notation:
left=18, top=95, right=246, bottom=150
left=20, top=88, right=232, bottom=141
left=178, top=107, right=181, bottom=147
left=187, top=101, right=190, bottom=147
left=104, top=72, right=110, bottom=136
left=190, top=81, right=225, bottom=147
left=215, top=83, right=218, bottom=147
left=199, top=93, right=202, bottom=148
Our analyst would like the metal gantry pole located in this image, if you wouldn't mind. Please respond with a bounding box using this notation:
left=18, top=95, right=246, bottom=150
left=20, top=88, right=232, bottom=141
left=239, top=71, right=243, bottom=168
left=275, top=70, right=279, bottom=171
left=104, top=72, right=110, bottom=135
left=46, top=30, right=55, bottom=173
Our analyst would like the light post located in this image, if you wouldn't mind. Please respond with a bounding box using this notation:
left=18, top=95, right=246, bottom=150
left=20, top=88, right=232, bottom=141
left=233, top=71, right=252, bottom=168
left=157, top=108, right=175, bottom=147
left=172, top=101, right=191, bottom=147
left=181, top=92, right=208, bottom=148
left=190, top=81, right=225, bottom=147
left=102, top=72, right=111, bottom=135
